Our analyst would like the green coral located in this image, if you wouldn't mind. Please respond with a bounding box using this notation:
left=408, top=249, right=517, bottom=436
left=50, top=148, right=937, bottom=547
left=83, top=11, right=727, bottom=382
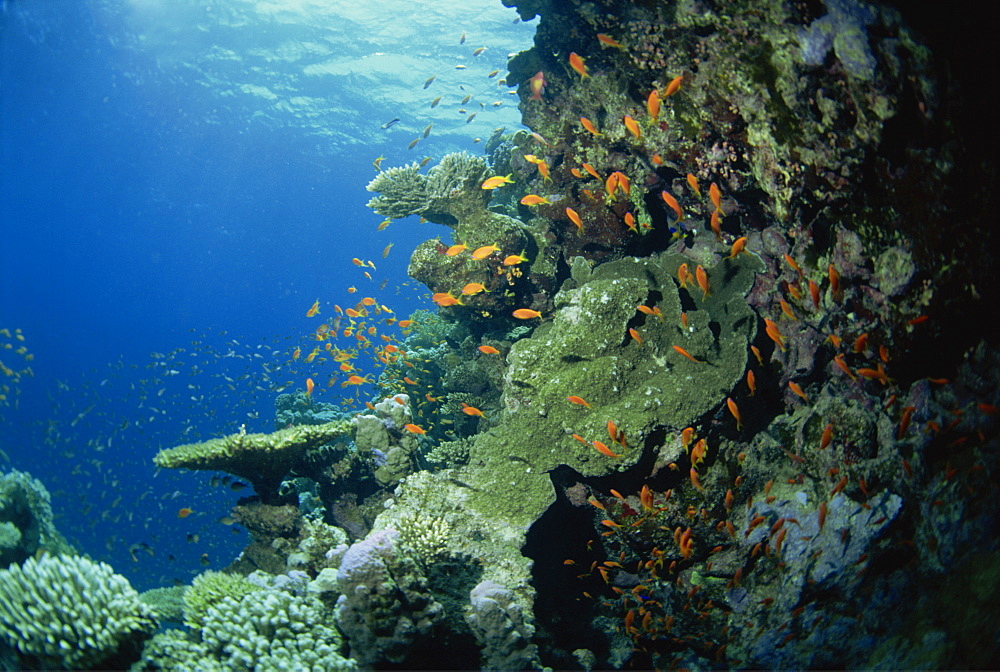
left=0, top=554, right=156, bottom=670
left=139, top=586, right=187, bottom=625
left=183, top=570, right=261, bottom=629
left=0, top=468, right=73, bottom=568
left=153, top=421, right=352, bottom=502
left=395, top=512, right=452, bottom=562
left=140, top=590, right=355, bottom=671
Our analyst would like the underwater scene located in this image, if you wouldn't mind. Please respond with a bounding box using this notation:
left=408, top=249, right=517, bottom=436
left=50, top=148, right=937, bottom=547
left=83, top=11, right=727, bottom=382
left=1, top=0, right=997, bottom=669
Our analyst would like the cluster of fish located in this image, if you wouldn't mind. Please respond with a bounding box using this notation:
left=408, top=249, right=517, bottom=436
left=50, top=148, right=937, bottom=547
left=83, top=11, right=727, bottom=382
left=0, top=327, right=33, bottom=409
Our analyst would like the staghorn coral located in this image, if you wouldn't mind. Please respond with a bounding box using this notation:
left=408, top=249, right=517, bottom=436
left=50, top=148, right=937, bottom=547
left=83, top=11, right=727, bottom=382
left=0, top=554, right=155, bottom=670
left=153, top=420, right=352, bottom=503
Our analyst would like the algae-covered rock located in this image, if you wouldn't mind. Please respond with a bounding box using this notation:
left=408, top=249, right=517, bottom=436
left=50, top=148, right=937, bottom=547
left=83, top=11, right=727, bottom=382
left=153, top=421, right=352, bottom=503
left=501, top=250, right=763, bottom=477
left=0, top=469, right=73, bottom=568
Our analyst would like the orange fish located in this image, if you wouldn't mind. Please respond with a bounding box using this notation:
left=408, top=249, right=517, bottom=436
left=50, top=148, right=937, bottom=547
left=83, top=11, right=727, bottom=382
left=661, top=190, right=683, bottom=221
left=343, top=375, right=371, bottom=386
left=471, top=243, right=500, bottom=260
left=677, top=263, right=692, bottom=289
left=432, top=292, right=464, bottom=307
left=177, top=508, right=194, bottom=518
left=709, top=182, right=722, bottom=212
left=570, top=167, right=584, bottom=178
left=513, top=308, right=542, bottom=319
left=673, top=345, right=704, bottom=363
left=764, top=318, right=785, bottom=351
left=727, top=237, right=748, bottom=259
left=746, top=369, right=756, bottom=396
left=292, top=347, right=301, bottom=360
left=446, top=243, right=469, bottom=256
left=592, top=441, right=621, bottom=458
left=809, top=280, right=821, bottom=310
left=520, top=194, right=550, bottom=206
left=604, top=173, right=618, bottom=197
left=636, top=305, right=663, bottom=320
left=820, top=423, right=833, bottom=450
left=306, top=299, right=320, bottom=317
left=689, top=468, right=705, bottom=492
left=686, top=173, right=701, bottom=197
left=566, top=207, right=583, bottom=233
left=568, top=52, right=589, bottom=78
left=833, top=353, right=857, bottom=380
left=751, top=344, right=763, bottom=365
left=582, top=162, right=601, bottom=180
left=304, top=347, right=320, bottom=363
left=503, top=250, right=529, bottom=266
left=779, top=299, right=797, bottom=321
left=709, top=210, right=722, bottom=241
left=853, top=333, right=869, bottom=354
left=596, top=33, right=625, bottom=49
left=567, top=395, right=591, bottom=408
left=528, top=71, right=547, bottom=100
left=640, top=484, right=654, bottom=511
left=537, top=161, right=551, bottom=181
left=607, top=420, right=619, bottom=443
left=629, top=328, right=642, bottom=345
left=612, top=171, right=631, bottom=196
left=828, top=265, right=842, bottom=302
left=624, top=212, right=637, bottom=232
left=462, top=282, right=489, bottom=295
left=664, top=74, right=683, bottom=96
left=646, top=90, right=661, bottom=121
left=478, top=345, right=500, bottom=355
left=404, top=423, right=426, bottom=434
left=305, top=377, right=315, bottom=396
left=481, top=174, right=514, bottom=190
left=788, top=381, right=809, bottom=401
left=652, top=153, right=663, bottom=165
left=579, top=117, right=601, bottom=136
left=783, top=254, right=802, bottom=275
left=461, top=403, right=485, bottom=417
left=681, top=426, right=695, bottom=449
left=727, top=397, right=742, bottom=430
left=695, top=265, right=710, bottom=298
left=623, top=115, right=641, bottom=139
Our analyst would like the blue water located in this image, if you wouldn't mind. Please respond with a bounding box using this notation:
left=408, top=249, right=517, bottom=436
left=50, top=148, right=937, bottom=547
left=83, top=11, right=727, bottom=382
left=0, top=0, right=535, bottom=591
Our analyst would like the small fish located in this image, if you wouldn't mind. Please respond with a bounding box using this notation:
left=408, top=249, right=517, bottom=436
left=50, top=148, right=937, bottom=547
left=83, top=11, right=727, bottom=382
left=382, top=242, right=394, bottom=258
left=779, top=299, right=796, bottom=320
left=695, top=265, right=710, bottom=298
left=461, top=402, right=485, bottom=416
left=647, top=90, right=661, bottom=121
left=833, top=353, right=857, bottom=380
left=445, top=243, right=469, bottom=256
left=520, top=194, right=551, bottom=206
left=473, top=47, right=487, bottom=56
left=423, top=75, right=436, bottom=89
left=471, top=243, right=500, bottom=259
left=306, top=299, right=320, bottom=317
left=503, top=250, right=530, bottom=266
left=420, top=156, right=432, bottom=167
left=611, top=171, right=631, bottom=196
left=380, top=118, right=400, bottom=129
left=292, top=347, right=301, bottom=360
left=727, top=237, right=748, bottom=259
left=422, top=124, right=433, bottom=139
left=455, top=64, right=467, bottom=69
left=536, top=160, right=551, bottom=181
left=459, top=32, right=466, bottom=44
left=430, top=96, right=442, bottom=108
left=305, top=377, right=315, bottom=396
left=746, top=369, right=756, bottom=395
left=661, top=190, right=683, bottom=221
left=407, top=137, right=420, bottom=150
left=624, top=212, right=637, bottom=233
left=177, top=508, right=193, bottom=519
left=568, top=52, right=589, bottom=79
left=593, top=441, right=621, bottom=458
left=664, top=74, right=683, bottom=97
left=623, top=115, right=641, bottom=139
left=478, top=345, right=500, bottom=355
left=828, top=264, right=842, bottom=302
left=579, top=117, right=601, bottom=136
left=200, top=553, right=210, bottom=566
left=727, top=398, right=742, bottom=430
left=565, top=207, right=583, bottom=233
left=820, top=423, right=833, bottom=450
left=461, top=282, right=489, bottom=295
left=513, top=308, right=542, bottom=319
left=582, top=163, right=601, bottom=181
left=461, top=94, right=472, bottom=104
left=783, top=254, right=802, bottom=275
left=764, top=318, right=786, bottom=351
left=567, top=395, right=590, bottom=408
left=709, top=182, right=722, bottom=212
left=710, top=210, right=722, bottom=241
left=686, top=173, right=701, bottom=197
left=673, top=345, right=705, bottom=363
left=677, top=263, right=692, bottom=289
left=596, top=33, right=625, bottom=49
left=636, top=305, right=663, bottom=320
left=809, top=280, right=821, bottom=310
left=373, top=155, right=385, bottom=171
left=487, top=70, right=500, bottom=78
left=481, top=174, right=514, bottom=189
left=432, top=292, right=464, bottom=307
left=788, top=381, right=809, bottom=401
left=528, top=71, right=547, bottom=100
left=229, top=481, right=247, bottom=492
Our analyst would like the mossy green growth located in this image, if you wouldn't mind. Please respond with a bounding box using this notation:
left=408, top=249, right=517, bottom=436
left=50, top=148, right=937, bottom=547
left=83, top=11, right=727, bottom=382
left=455, top=250, right=763, bottom=531
left=182, top=570, right=261, bottom=629
left=153, top=421, right=352, bottom=502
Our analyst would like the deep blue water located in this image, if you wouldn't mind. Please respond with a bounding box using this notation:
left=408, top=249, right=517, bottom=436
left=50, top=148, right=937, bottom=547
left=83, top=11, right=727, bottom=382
left=0, top=0, right=535, bottom=591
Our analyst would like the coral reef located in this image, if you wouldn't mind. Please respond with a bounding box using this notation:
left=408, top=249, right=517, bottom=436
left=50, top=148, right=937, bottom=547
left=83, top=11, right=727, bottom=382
left=0, top=554, right=156, bottom=670
left=0, top=469, right=72, bottom=568
left=182, top=570, right=261, bottom=628
left=153, top=420, right=352, bottom=503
